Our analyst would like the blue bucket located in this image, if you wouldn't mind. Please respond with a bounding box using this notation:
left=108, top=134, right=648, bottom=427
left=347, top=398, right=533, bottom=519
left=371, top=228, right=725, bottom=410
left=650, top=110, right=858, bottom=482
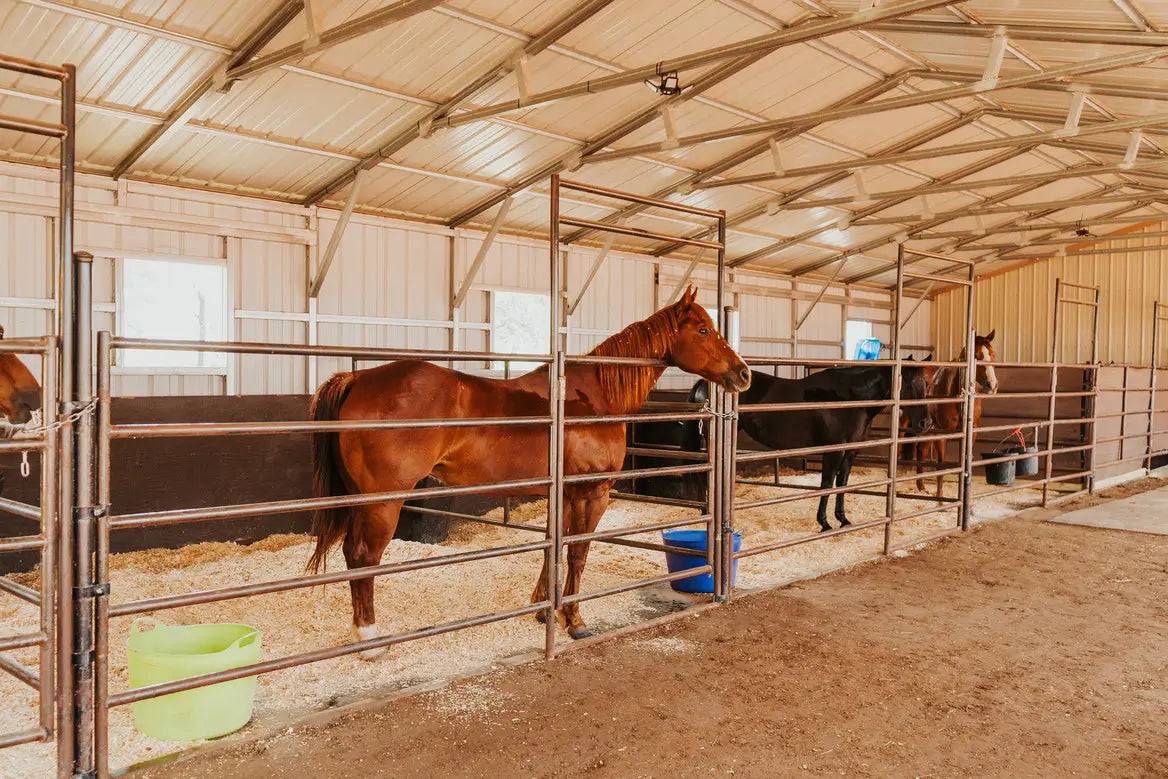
left=662, top=529, right=742, bottom=593
left=855, top=338, right=882, bottom=360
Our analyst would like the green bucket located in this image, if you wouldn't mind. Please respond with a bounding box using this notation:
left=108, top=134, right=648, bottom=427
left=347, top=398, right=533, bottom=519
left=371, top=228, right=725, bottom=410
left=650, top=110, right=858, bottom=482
left=126, top=617, right=262, bottom=741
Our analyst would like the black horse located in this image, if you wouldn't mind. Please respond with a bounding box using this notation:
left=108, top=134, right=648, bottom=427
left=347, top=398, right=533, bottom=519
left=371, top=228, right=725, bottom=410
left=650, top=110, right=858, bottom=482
left=677, top=362, right=933, bottom=532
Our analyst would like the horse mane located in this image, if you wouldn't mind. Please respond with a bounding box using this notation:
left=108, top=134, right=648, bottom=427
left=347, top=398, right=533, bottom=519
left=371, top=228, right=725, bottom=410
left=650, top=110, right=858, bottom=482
left=588, top=302, right=683, bottom=411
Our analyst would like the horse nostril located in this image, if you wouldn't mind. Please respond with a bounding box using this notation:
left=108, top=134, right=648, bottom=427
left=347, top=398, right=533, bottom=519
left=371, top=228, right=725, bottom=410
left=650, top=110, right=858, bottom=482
left=737, top=366, right=751, bottom=385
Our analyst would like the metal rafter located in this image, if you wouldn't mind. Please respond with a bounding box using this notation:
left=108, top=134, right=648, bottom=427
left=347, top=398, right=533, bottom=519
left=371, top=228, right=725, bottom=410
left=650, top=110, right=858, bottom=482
left=650, top=109, right=985, bottom=257
left=225, top=0, right=448, bottom=82
left=111, top=1, right=304, bottom=179
left=582, top=46, right=1168, bottom=168
left=426, top=0, right=962, bottom=134
left=445, top=51, right=773, bottom=228
left=869, top=19, right=1168, bottom=46
left=558, top=73, right=914, bottom=245
left=921, top=69, right=1168, bottom=103
left=697, top=111, right=1168, bottom=191
left=922, top=210, right=1164, bottom=241
left=851, top=191, right=1162, bottom=227
left=303, top=0, right=618, bottom=206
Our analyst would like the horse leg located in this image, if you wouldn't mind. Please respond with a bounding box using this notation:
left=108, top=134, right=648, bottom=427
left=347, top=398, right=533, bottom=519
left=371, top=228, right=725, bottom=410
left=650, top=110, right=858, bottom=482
left=560, top=489, right=608, bottom=639
left=817, top=451, right=842, bottom=532
left=934, top=438, right=945, bottom=497
left=531, top=495, right=574, bottom=624
left=833, top=450, right=857, bottom=527
left=914, top=442, right=928, bottom=492
left=343, top=501, right=401, bottom=662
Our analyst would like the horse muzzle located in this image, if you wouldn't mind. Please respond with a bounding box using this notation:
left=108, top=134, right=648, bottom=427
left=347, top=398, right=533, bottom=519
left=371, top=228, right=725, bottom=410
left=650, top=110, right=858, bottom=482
left=723, top=364, right=751, bottom=392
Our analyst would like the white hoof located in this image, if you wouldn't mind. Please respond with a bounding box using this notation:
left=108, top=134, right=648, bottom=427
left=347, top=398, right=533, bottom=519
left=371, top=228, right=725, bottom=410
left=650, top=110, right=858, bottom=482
left=351, top=624, right=388, bottom=662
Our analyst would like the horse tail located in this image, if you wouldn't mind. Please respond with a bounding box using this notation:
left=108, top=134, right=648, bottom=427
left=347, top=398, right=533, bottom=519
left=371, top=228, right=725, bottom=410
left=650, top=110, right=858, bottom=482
left=307, top=372, right=356, bottom=574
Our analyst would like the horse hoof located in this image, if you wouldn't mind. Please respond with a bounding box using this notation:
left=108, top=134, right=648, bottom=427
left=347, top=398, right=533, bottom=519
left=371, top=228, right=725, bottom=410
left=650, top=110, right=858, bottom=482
left=351, top=624, right=387, bottom=662
left=569, top=627, right=594, bottom=640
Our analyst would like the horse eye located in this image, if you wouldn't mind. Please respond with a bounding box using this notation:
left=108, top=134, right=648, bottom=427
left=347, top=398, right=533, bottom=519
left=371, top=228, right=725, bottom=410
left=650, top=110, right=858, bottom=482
left=698, top=328, right=709, bottom=335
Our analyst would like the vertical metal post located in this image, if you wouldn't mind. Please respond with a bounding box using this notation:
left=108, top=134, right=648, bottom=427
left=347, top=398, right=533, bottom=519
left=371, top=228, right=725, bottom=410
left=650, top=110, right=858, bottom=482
left=56, top=62, right=77, bottom=779
left=708, top=382, right=723, bottom=601
left=545, top=175, right=563, bottom=659
left=70, top=250, right=97, bottom=778
left=959, top=261, right=976, bottom=530
left=93, top=331, right=112, bottom=779
left=883, top=246, right=904, bottom=554
left=38, top=340, right=58, bottom=737
left=1119, top=365, right=1128, bottom=476
left=1086, top=287, right=1101, bottom=492
left=721, top=388, right=738, bottom=600
left=1147, top=302, right=1160, bottom=473
left=1043, top=279, right=1063, bottom=506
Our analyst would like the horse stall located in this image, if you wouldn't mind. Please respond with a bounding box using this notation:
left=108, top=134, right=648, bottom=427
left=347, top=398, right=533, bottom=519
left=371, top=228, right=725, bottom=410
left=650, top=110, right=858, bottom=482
left=2, top=6, right=1168, bottom=776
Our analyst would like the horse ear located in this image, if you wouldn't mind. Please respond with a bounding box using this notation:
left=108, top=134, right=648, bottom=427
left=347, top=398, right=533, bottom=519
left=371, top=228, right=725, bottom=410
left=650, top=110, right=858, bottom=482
left=985, top=328, right=996, bottom=342
left=0, top=325, right=5, bottom=339
left=683, top=285, right=697, bottom=305
left=923, top=354, right=933, bottom=362
left=905, top=355, right=915, bottom=361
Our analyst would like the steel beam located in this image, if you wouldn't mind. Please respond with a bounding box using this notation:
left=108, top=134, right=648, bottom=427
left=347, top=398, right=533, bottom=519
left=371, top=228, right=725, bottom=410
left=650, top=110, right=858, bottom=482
left=735, top=146, right=1034, bottom=270
left=583, top=46, right=1168, bottom=167
left=699, top=111, right=1168, bottom=190
left=446, top=50, right=773, bottom=228
left=429, top=0, right=962, bottom=133
left=111, top=1, right=303, bottom=179
left=869, top=19, right=1168, bottom=47
left=309, top=170, right=367, bottom=299
left=452, top=197, right=513, bottom=309
left=225, top=0, right=447, bottom=82
left=920, top=211, right=1163, bottom=240
left=924, top=69, right=1168, bottom=103
left=566, top=235, right=615, bottom=316
left=303, top=0, right=617, bottom=206
left=558, top=74, right=913, bottom=245
left=997, top=242, right=1168, bottom=262
left=852, top=192, right=1162, bottom=227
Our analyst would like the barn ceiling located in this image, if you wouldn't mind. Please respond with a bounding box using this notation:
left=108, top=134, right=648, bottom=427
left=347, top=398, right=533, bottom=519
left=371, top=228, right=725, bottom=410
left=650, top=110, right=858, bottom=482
left=1, top=0, right=1167, bottom=287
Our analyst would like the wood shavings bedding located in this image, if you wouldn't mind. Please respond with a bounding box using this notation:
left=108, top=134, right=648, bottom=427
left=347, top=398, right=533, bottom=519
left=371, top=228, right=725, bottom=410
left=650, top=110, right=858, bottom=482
left=0, top=467, right=1049, bottom=776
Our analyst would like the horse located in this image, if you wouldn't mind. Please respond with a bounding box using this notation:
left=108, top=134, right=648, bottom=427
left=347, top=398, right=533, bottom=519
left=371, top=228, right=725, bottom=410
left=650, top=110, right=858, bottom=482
left=308, top=287, right=750, bottom=657
left=0, top=326, right=42, bottom=496
left=903, top=330, right=998, bottom=494
left=0, top=326, right=41, bottom=431
left=687, top=360, right=933, bottom=532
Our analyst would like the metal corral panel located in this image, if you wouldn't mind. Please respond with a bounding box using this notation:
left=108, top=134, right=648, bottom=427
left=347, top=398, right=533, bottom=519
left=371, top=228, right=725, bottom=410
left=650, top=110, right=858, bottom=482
left=933, top=221, right=1168, bottom=365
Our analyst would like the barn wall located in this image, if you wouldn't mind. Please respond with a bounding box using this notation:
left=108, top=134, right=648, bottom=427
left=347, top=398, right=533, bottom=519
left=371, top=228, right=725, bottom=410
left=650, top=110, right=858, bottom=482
left=0, top=161, right=930, bottom=397
left=932, top=222, right=1168, bottom=365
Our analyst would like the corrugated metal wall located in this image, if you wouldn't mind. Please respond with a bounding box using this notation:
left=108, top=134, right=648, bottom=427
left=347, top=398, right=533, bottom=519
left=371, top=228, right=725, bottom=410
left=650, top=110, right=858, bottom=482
left=932, top=222, right=1168, bottom=365
left=0, top=161, right=930, bottom=397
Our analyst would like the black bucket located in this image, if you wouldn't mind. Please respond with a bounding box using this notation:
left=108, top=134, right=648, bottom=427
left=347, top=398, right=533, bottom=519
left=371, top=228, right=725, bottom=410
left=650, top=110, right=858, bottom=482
left=984, top=452, right=1016, bottom=486
left=1008, top=445, right=1039, bottom=477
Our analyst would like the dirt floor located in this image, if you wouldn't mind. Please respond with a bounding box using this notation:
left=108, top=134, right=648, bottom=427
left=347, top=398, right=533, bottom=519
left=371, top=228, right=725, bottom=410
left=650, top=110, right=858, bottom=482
left=133, top=477, right=1168, bottom=779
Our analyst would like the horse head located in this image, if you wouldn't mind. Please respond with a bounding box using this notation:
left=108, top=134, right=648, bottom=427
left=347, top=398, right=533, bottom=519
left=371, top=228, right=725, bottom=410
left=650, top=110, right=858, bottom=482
left=974, top=329, right=999, bottom=394
left=667, top=286, right=751, bottom=392
left=0, top=326, right=41, bottom=428
left=900, top=356, right=933, bottom=436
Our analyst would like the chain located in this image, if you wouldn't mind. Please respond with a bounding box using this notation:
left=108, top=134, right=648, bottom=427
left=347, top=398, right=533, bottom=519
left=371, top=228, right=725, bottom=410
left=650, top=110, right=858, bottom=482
left=701, top=401, right=739, bottom=421
left=0, top=398, right=97, bottom=439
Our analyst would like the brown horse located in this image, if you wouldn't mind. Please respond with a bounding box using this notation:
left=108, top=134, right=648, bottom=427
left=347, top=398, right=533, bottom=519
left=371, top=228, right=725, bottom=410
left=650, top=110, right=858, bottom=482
left=0, top=326, right=41, bottom=429
left=904, top=330, right=998, bottom=494
left=308, top=288, right=750, bottom=658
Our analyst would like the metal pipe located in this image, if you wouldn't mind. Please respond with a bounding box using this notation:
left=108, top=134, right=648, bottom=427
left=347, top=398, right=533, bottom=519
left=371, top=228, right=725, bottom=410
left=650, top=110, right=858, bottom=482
left=884, top=246, right=904, bottom=554
left=0, top=576, right=39, bottom=605
left=0, top=633, right=47, bottom=652
left=0, top=115, right=67, bottom=137
left=1147, top=303, right=1160, bottom=473
left=560, top=567, right=714, bottom=606
left=565, top=516, right=711, bottom=547
left=108, top=476, right=555, bottom=530
left=0, top=53, right=69, bottom=79
left=0, top=497, right=42, bottom=519
left=431, top=0, right=963, bottom=132
left=38, top=338, right=57, bottom=747
left=546, top=177, right=563, bottom=660
left=557, top=216, right=724, bottom=250
left=734, top=517, right=888, bottom=559
left=0, top=535, right=45, bottom=552
left=110, top=540, right=550, bottom=617
left=0, top=652, right=39, bottom=689
left=559, top=178, right=725, bottom=218
left=56, top=62, right=77, bottom=779
left=110, top=336, right=555, bottom=363
left=870, top=19, right=1168, bottom=46
left=1044, top=280, right=1063, bottom=506
left=960, top=256, right=976, bottom=530
left=109, top=603, right=549, bottom=708
left=111, top=415, right=554, bottom=438
left=93, top=331, right=111, bottom=778
left=0, top=727, right=49, bottom=750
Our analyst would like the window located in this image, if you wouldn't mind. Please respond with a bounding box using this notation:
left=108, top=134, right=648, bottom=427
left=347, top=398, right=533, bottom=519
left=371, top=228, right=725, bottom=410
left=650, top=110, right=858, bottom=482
left=120, top=258, right=228, bottom=368
left=491, top=290, right=550, bottom=372
left=844, top=319, right=875, bottom=360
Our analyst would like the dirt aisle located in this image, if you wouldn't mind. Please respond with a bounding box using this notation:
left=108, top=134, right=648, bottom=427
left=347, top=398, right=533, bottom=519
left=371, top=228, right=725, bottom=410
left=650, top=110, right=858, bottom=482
left=137, top=499, right=1168, bottom=779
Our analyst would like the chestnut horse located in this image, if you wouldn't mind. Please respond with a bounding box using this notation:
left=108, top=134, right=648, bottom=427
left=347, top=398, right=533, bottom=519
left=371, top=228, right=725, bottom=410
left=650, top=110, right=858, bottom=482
left=904, top=330, right=998, bottom=494
left=308, top=288, right=750, bottom=657
left=0, top=326, right=42, bottom=496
